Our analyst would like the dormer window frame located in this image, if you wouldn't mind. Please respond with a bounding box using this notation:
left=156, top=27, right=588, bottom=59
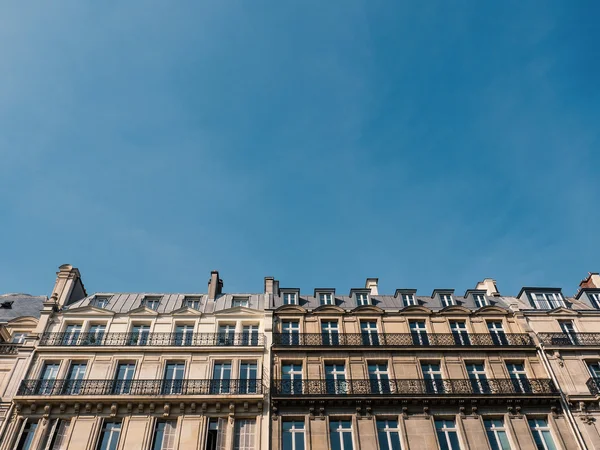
left=589, top=292, right=600, bottom=309
left=232, top=297, right=250, bottom=308
left=529, top=291, right=566, bottom=310
left=315, top=289, right=336, bottom=306
left=91, top=296, right=110, bottom=309
left=440, top=294, right=455, bottom=307
left=350, top=289, right=371, bottom=307
left=395, top=289, right=418, bottom=307
left=282, top=292, right=298, bottom=306
left=183, top=296, right=202, bottom=310
left=142, top=296, right=161, bottom=311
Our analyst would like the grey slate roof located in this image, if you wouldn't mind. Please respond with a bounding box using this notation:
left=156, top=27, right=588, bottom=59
left=0, top=293, right=46, bottom=322
left=66, top=293, right=266, bottom=314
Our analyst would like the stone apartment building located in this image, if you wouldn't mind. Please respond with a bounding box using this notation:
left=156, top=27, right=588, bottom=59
left=2, top=266, right=271, bottom=450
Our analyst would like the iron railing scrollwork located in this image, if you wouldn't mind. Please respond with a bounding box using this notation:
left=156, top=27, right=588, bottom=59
left=17, top=379, right=263, bottom=396
left=0, top=344, right=20, bottom=354
left=273, top=333, right=533, bottom=347
left=539, top=333, right=600, bottom=346
left=271, top=378, right=557, bottom=396
left=39, top=332, right=264, bottom=347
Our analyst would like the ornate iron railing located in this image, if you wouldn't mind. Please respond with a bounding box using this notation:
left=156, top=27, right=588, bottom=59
left=0, top=344, right=20, bottom=354
left=587, top=377, right=600, bottom=395
left=271, top=378, right=557, bottom=396
left=273, top=333, right=533, bottom=347
left=539, top=333, right=600, bottom=346
left=39, top=332, right=264, bottom=347
left=17, top=379, right=263, bottom=396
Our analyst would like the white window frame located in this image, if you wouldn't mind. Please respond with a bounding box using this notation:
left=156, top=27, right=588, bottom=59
left=319, top=293, right=333, bottom=305
left=92, top=296, right=109, bottom=309
left=360, top=321, right=379, bottom=345
left=484, top=419, right=511, bottom=450
left=402, top=294, right=416, bottom=307
left=435, top=419, right=460, bottom=450
left=466, top=363, right=488, bottom=393
left=152, top=420, right=177, bottom=450
left=356, top=293, right=370, bottom=306
left=282, top=421, right=305, bottom=450
left=589, top=293, right=600, bottom=309
left=421, top=362, right=443, bottom=393
left=283, top=293, right=298, bottom=305
left=376, top=419, right=402, bottom=450
left=530, top=292, right=565, bottom=310
left=528, top=418, right=557, bottom=450
left=507, top=363, right=528, bottom=393
left=233, top=419, right=256, bottom=450
left=183, top=297, right=201, bottom=310
left=11, top=332, right=26, bottom=344
left=325, top=363, right=347, bottom=394
left=329, top=420, right=353, bottom=450
left=440, top=294, right=455, bottom=307
left=588, top=362, right=600, bottom=379
left=321, top=321, right=339, bottom=345
left=450, top=321, right=470, bottom=345
left=410, top=321, right=428, bottom=345
left=474, top=294, right=489, bottom=308
left=96, top=421, right=121, bottom=450
left=232, top=297, right=249, bottom=308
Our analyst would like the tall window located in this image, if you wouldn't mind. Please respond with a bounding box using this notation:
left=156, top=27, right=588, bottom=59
left=143, top=297, right=161, bottom=310
left=206, top=418, right=227, bottom=450
left=402, top=294, right=416, bottom=307
left=319, top=293, right=333, bottom=305
left=282, top=421, right=305, bottom=450
left=184, top=297, right=201, bottom=310
left=282, top=321, right=300, bottom=345
left=484, top=419, right=511, bottom=450
left=232, top=297, right=249, bottom=308
left=43, top=419, right=71, bottom=450
left=283, top=293, right=298, bottom=305
left=506, top=363, right=529, bottom=393
left=487, top=322, right=508, bottom=346
left=218, top=324, right=236, bottom=346
left=559, top=321, right=578, bottom=345
left=152, top=421, right=177, bottom=450
left=421, top=362, right=443, bottom=393
left=92, top=296, right=109, bottom=309
left=440, top=294, right=455, bottom=307
left=95, top=422, right=121, bottom=450
left=588, top=362, right=600, bottom=379
left=589, top=293, right=600, bottom=309
left=39, top=362, right=60, bottom=395
left=62, top=324, right=82, bottom=346
left=129, top=325, right=150, bottom=346
left=212, top=362, right=232, bottom=394
left=113, top=363, right=135, bottom=394
left=242, top=325, right=259, bottom=346
left=356, top=293, right=370, bottom=306
left=162, top=362, right=185, bottom=395
left=233, top=419, right=256, bottom=450
left=528, top=419, right=557, bottom=450
left=474, top=294, right=489, bottom=308
left=11, top=332, right=26, bottom=344
left=175, top=325, right=194, bottom=346
left=368, top=363, right=390, bottom=394
left=530, top=293, right=565, bottom=310
left=87, top=324, right=106, bottom=345
left=377, top=419, right=402, bottom=450
left=435, top=419, right=461, bottom=450
left=361, top=321, right=379, bottom=346
left=65, top=362, right=87, bottom=394
left=15, top=420, right=38, bottom=450
left=329, top=420, right=353, bottom=450
left=450, top=321, right=470, bottom=346
left=325, top=363, right=347, bottom=394
left=321, top=321, right=340, bottom=346
left=466, top=363, right=489, bottom=394
left=282, top=363, right=303, bottom=394
left=240, top=361, right=258, bottom=394
left=410, top=321, right=429, bottom=346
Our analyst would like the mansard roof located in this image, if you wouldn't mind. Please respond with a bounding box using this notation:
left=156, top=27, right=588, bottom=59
left=0, top=293, right=46, bottom=323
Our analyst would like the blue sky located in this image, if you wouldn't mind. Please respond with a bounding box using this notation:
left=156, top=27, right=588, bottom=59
left=1, top=1, right=598, bottom=297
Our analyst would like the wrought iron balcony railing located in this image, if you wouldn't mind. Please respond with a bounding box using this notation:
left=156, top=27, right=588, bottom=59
left=17, top=379, right=263, bottom=396
left=539, top=333, right=600, bottom=346
left=586, top=377, right=600, bottom=395
left=39, top=332, right=264, bottom=347
left=273, top=333, right=534, bottom=347
left=0, top=344, right=20, bottom=354
left=271, top=378, right=557, bottom=396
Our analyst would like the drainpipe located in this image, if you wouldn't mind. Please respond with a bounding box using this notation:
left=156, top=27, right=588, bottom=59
left=537, top=343, right=588, bottom=450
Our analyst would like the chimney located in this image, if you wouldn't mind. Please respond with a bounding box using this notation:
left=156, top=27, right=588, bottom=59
left=264, top=277, right=278, bottom=295
left=579, top=272, right=600, bottom=290
left=365, top=278, right=379, bottom=295
left=208, top=270, right=223, bottom=300
left=475, top=278, right=500, bottom=297
left=51, top=264, right=87, bottom=308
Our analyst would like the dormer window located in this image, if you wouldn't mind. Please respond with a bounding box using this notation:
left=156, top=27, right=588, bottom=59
left=283, top=293, right=298, bottom=305
left=183, top=297, right=201, bottom=310
left=319, top=293, right=333, bottom=305
left=531, top=292, right=565, bottom=310
left=232, top=297, right=249, bottom=308
left=356, top=293, right=370, bottom=306
left=589, top=293, right=600, bottom=309
left=142, top=297, right=161, bottom=310
left=473, top=294, right=489, bottom=308
left=402, top=294, right=417, bottom=307
left=92, top=296, right=110, bottom=309
left=440, top=294, right=455, bottom=307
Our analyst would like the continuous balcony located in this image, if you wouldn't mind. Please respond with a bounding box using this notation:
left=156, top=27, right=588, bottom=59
left=272, top=333, right=534, bottom=347
left=271, top=378, right=557, bottom=397
left=17, top=379, right=263, bottom=397
left=0, top=343, right=21, bottom=354
left=39, top=332, right=264, bottom=347
left=538, top=333, right=600, bottom=347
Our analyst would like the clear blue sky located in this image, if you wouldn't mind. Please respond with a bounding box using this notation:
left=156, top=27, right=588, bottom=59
left=1, top=1, right=598, bottom=297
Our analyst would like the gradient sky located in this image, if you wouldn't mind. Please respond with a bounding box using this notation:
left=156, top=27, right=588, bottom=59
left=1, top=1, right=599, bottom=297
